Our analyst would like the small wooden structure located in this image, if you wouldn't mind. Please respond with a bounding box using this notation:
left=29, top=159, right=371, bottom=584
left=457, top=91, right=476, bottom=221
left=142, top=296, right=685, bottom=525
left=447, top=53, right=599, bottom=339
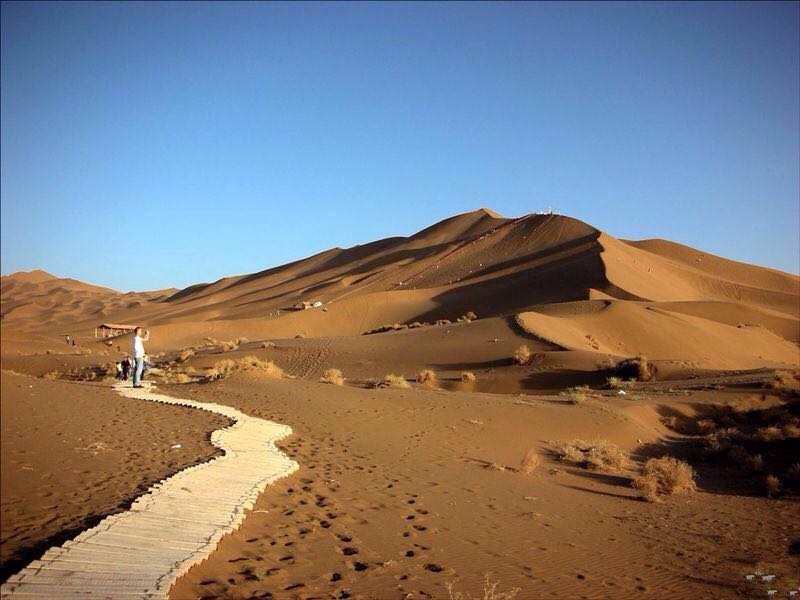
left=95, top=323, right=137, bottom=339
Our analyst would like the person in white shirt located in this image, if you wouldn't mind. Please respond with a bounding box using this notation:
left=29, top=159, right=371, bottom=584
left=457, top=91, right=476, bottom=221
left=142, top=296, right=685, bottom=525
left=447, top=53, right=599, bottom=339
left=132, top=327, right=150, bottom=388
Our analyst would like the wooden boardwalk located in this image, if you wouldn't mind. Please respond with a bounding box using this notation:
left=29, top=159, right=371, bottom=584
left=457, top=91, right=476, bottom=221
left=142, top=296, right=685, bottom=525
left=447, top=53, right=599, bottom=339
left=1, top=382, right=298, bottom=599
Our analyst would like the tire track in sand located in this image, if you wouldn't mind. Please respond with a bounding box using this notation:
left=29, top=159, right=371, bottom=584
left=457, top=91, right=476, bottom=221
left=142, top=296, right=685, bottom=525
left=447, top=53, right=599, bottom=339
left=0, top=382, right=298, bottom=599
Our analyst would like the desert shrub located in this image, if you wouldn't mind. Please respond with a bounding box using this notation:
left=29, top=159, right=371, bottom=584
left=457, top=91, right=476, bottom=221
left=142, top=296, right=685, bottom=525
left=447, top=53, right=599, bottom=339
left=435, top=319, right=451, bottom=326
left=520, top=449, right=540, bottom=475
left=176, top=348, right=195, bottom=363
left=487, top=463, right=507, bottom=472
left=461, top=371, right=476, bottom=383
left=408, top=322, right=423, bottom=329
left=606, top=376, right=634, bottom=390
left=554, top=440, right=591, bottom=465
left=207, top=358, right=236, bottom=380
left=764, top=474, right=781, bottom=496
left=585, top=440, right=629, bottom=471
left=236, top=356, right=284, bottom=377
left=613, top=355, right=656, bottom=382
left=236, top=336, right=249, bottom=345
left=559, top=385, right=590, bottom=405
left=728, top=446, right=765, bottom=472
left=42, top=371, right=60, bottom=380
left=446, top=574, right=521, bottom=600
left=260, top=341, right=276, bottom=349
left=173, top=373, right=191, bottom=384
left=513, top=345, right=532, bottom=365
left=321, top=368, right=344, bottom=386
left=783, top=423, right=800, bottom=437
left=554, top=439, right=628, bottom=472
left=220, top=340, right=239, bottom=352
left=632, top=457, right=696, bottom=502
left=757, top=426, right=784, bottom=442
left=416, top=369, right=437, bottom=385
left=457, top=311, right=477, bottom=323
left=383, top=374, right=410, bottom=389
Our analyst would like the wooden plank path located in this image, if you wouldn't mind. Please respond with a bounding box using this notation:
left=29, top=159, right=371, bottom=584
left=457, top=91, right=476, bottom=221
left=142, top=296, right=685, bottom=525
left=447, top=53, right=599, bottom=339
left=1, top=381, right=299, bottom=599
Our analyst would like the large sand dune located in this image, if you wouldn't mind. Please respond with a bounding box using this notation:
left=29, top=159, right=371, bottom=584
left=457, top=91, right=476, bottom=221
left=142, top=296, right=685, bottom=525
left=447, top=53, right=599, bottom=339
left=2, top=209, right=798, bottom=598
left=3, top=209, right=797, bottom=372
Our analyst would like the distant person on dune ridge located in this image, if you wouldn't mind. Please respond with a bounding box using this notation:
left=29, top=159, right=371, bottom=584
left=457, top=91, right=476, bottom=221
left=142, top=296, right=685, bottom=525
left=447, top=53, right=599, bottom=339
left=132, top=327, right=149, bottom=388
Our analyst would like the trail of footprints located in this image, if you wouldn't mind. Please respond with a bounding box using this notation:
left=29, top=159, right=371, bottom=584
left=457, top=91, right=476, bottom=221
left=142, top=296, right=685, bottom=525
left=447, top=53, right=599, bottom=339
left=196, top=434, right=445, bottom=599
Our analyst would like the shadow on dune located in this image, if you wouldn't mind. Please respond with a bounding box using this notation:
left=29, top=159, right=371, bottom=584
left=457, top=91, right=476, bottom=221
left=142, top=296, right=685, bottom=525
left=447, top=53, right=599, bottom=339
left=521, top=369, right=608, bottom=390
left=634, top=398, right=800, bottom=498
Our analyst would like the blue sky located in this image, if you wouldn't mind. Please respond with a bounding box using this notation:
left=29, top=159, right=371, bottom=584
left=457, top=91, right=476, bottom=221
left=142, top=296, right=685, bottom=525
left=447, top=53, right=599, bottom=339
left=2, top=1, right=798, bottom=291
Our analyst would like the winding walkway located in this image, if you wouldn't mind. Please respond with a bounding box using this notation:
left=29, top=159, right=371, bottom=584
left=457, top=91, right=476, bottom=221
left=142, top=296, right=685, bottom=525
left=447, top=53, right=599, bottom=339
left=1, top=382, right=298, bottom=599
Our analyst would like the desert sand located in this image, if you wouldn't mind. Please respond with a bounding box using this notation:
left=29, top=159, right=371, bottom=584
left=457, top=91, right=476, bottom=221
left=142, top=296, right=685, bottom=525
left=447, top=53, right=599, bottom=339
left=1, top=209, right=798, bottom=599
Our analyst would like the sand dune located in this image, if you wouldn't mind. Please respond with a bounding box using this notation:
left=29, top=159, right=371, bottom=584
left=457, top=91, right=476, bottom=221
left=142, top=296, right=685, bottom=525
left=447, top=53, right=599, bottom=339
left=0, top=271, right=174, bottom=332
left=2, top=209, right=799, bottom=598
left=5, top=208, right=793, bottom=373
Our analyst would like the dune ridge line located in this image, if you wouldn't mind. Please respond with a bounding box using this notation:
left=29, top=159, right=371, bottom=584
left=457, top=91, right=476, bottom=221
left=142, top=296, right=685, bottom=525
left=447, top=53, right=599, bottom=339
left=0, top=381, right=298, bottom=599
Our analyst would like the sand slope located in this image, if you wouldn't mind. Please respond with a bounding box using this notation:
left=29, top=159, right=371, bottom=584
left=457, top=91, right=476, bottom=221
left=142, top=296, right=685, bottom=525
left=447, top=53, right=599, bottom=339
left=2, top=209, right=797, bottom=371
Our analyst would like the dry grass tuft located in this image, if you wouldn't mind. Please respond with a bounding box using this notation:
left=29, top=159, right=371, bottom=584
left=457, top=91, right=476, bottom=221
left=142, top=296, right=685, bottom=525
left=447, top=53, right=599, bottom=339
left=606, top=376, right=634, bottom=390
left=461, top=371, right=477, bottom=383
left=632, top=457, right=696, bottom=502
left=559, top=385, right=590, bottom=405
left=764, top=474, right=781, bottom=496
left=42, top=371, right=60, bottom=380
left=520, top=449, right=540, bottom=475
left=236, top=336, right=249, bottom=345
left=173, top=373, right=192, bottom=384
left=204, top=356, right=283, bottom=381
left=513, top=345, right=532, bottom=365
left=377, top=374, right=410, bottom=389
left=321, top=368, right=344, bottom=386
left=447, top=574, right=521, bottom=600
left=585, top=440, right=629, bottom=471
left=206, top=358, right=236, bottom=380
left=614, top=355, right=656, bottom=382
left=487, top=463, right=507, bottom=472
left=236, top=356, right=284, bottom=377
left=554, top=439, right=628, bottom=472
left=554, top=440, right=588, bottom=465
left=416, top=369, right=437, bottom=385
left=220, top=340, right=239, bottom=352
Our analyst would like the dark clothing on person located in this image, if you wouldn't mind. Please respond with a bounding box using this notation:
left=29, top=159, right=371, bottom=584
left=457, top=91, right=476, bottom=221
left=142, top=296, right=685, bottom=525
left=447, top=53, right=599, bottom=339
left=121, top=357, right=131, bottom=381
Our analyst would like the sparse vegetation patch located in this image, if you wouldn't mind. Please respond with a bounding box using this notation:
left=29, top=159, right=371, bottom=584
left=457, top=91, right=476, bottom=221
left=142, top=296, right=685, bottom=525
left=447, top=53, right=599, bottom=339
left=632, top=457, right=696, bottom=502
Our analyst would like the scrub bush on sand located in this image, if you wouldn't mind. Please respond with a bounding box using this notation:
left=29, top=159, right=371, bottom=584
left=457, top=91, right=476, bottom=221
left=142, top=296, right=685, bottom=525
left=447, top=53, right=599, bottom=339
left=373, top=374, right=410, bottom=389
left=446, top=574, right=520, bottom=600
left=204, top=356, right=283, bottom=381
left=554, top=439, right=629, bottom=472
left=321, top=368, right=344, bottom=386
left=559, top=386, right=590, bottom=405
left=513, top=345, right=531, bottom=365
left=519, top=449, right=540, bottom=475
left=632, top=457, right=696, bottom=502
left=416, top=369, right=437, bottom=384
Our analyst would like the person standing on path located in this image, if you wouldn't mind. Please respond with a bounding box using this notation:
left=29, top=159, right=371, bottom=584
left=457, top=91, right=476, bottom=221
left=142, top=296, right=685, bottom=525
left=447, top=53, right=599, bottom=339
left=132, top=327, right=150, bottom=388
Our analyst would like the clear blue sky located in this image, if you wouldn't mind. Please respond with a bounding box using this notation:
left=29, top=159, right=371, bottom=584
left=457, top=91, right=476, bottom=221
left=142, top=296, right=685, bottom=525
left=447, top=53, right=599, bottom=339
left=2, top=1, right=798, bottom=291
